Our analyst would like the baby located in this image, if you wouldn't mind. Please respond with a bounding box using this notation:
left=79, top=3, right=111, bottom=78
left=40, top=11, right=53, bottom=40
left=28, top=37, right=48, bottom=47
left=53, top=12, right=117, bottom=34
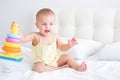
left=21, top=8, right=87, bottom=73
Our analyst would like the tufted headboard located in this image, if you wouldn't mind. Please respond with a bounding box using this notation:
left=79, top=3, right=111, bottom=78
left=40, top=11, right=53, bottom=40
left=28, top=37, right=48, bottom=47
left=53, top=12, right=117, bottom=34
left=34, top=8, right=120, bottom=44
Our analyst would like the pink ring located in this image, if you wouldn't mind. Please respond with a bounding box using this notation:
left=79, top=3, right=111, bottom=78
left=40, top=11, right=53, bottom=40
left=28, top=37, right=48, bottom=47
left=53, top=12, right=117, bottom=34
left=6, top=38, right=20, bottom=43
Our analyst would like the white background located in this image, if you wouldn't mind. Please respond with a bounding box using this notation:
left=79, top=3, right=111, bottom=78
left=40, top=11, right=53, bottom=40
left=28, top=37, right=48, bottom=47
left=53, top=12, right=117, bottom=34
left=0, top=0, right=120, bottom=45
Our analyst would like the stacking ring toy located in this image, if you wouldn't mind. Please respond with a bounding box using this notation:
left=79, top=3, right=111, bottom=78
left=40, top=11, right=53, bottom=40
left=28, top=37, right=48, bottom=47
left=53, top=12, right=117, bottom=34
left=0, top=52, right=22, bottom=58
left=11, top=28, right=19, bottom=34
left=6, top=38, right=20, bottom=43
left=7, top=33, right=20, bottom=39
left=11, top=29, right=19, bottom=34
left=0, top=22, right=23, bottom=62
left=2, top=46, right=21, bottom=52
left=4, top=42, right=21, bottom=48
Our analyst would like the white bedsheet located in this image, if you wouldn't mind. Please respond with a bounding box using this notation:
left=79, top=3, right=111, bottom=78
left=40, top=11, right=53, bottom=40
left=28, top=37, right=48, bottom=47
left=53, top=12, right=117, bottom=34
left=0, top=46, right=120, bottom=80
left=0, top=60, right=120, bottom=80
left=24, top=60, right=120, bottom=80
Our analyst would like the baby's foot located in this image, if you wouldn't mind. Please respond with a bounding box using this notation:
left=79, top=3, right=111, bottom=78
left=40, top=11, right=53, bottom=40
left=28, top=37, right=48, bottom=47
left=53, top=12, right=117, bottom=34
left=62, top=64, right=69, bottom=68
left=76, top=62, right=87, bottom=72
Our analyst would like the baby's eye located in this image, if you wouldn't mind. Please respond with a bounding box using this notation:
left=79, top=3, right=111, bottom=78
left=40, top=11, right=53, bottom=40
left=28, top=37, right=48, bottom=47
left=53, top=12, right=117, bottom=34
left=50, top=23, right=53, bottom=25
left=42, top=23, right=47, bottom=26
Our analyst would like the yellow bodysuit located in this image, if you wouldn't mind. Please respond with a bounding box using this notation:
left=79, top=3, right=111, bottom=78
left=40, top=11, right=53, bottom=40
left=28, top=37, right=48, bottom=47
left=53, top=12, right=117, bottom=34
left=32, top=38, right=60, bottom=67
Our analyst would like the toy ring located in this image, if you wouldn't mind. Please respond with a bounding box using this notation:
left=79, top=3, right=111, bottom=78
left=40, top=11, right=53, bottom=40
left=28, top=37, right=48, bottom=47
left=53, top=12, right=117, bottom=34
left=4, top=42, right=21, bottom=48
left=2, top=46, right=21, bottom=52
left=7, top=33, right=20, bottom=39
left=6, top=38, right=20, bottom=43
left=11, top=28, right=19, bottom=34
left=0, top=52, right=23, bottom=58
left=11, top=30, right=19, bottom=34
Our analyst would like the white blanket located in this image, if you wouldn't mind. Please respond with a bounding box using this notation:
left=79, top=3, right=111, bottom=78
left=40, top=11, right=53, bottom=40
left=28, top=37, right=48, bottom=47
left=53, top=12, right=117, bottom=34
left=0, top=45, right=120, bottom=80
left=0, top=60, right=119, bottom=80
left=24, top=60, right=120, bottom=80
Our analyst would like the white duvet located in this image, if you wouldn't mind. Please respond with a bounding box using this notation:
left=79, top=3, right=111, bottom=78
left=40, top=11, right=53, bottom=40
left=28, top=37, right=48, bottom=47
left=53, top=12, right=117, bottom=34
left=24, top=60, right=120, bottom=80
left=0, top=44, right=120, bottom=80
left=0, top=60, right=120, bottom=80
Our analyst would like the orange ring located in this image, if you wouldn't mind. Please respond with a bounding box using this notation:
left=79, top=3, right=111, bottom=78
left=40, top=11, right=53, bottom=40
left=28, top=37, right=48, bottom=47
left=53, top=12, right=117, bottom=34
left=2, top=46, right=21, bottom=52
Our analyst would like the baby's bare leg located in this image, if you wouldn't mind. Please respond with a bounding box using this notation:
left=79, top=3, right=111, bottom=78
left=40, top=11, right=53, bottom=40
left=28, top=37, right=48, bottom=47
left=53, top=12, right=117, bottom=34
left=32, top=62, right=63, bottom=73
left=57, top=54, right=87, bottom=71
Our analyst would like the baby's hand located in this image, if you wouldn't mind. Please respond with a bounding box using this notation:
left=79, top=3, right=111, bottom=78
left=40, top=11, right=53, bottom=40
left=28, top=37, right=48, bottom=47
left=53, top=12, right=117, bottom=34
left=68, top=37, right=78, bottom=48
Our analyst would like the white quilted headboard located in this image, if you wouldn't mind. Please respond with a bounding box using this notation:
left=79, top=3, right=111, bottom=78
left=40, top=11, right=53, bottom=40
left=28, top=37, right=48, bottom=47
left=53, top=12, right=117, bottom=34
left=34, top=8, right=120, bottom=44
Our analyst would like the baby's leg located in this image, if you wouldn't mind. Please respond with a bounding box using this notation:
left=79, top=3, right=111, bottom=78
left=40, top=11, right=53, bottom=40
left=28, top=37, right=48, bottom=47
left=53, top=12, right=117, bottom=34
left=57, top=54, right=87, bottom=72
left=32, top=62, right=63, bottom=73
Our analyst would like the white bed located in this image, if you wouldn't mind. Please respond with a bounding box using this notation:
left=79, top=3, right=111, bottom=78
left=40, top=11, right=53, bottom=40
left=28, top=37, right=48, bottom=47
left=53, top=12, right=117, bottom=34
left=0, top=8, right=120, bottom=80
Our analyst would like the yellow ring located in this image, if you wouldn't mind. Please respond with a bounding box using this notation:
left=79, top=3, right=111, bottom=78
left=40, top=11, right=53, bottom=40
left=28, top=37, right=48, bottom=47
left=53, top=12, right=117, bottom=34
left=0, top=52, right=22, bottom=58
left=11, top=31, right=18, bottom=34
left=2, top=46, right=21, bottom=52
left=4, top=42, right=21, bottom=48
left=11, top=28, right=19, bottom=34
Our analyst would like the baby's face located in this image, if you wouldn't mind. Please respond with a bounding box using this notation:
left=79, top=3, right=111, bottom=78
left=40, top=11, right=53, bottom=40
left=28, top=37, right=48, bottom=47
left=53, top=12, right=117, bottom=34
left=36, top=14, right=55, bottom=36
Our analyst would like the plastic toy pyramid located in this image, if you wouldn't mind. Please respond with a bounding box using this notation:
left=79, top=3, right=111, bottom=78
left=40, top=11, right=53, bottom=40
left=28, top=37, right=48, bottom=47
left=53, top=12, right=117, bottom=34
left=0, top=22, right=23, bottom=62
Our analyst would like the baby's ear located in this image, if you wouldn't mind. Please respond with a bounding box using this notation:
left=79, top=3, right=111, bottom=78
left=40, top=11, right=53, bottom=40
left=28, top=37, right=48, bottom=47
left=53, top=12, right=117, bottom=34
left=35, top=22, right=39, bottom=28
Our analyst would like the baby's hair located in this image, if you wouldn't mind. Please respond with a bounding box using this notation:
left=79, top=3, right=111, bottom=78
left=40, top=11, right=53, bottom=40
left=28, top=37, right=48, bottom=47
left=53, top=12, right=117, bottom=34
left=36, top=8, right=55, bottom=20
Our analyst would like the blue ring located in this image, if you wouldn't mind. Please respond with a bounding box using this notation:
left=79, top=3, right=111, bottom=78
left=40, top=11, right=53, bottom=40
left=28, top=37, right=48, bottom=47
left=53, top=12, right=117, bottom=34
left=7, top=34, right=20, bottom=39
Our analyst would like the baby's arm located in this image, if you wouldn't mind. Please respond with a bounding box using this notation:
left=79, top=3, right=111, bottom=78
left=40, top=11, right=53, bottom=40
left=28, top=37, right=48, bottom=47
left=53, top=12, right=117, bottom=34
left=20, top=32, right=38, bottom=43
left=56, top=35, right=78, bottom=51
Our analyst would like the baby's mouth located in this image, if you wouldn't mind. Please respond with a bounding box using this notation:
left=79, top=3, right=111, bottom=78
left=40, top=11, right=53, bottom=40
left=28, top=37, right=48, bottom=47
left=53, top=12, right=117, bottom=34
left=44, top=30, right=50, bottom=33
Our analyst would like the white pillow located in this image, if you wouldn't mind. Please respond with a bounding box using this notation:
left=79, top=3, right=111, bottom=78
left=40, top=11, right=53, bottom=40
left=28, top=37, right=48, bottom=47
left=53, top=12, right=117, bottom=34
left=90, top=42, right=120, bottom=61
left=21, top=46, right=34, bottom=66
left=60, top=38, right=103, bottom=60
left=22, top=42, right=32, bottom=48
